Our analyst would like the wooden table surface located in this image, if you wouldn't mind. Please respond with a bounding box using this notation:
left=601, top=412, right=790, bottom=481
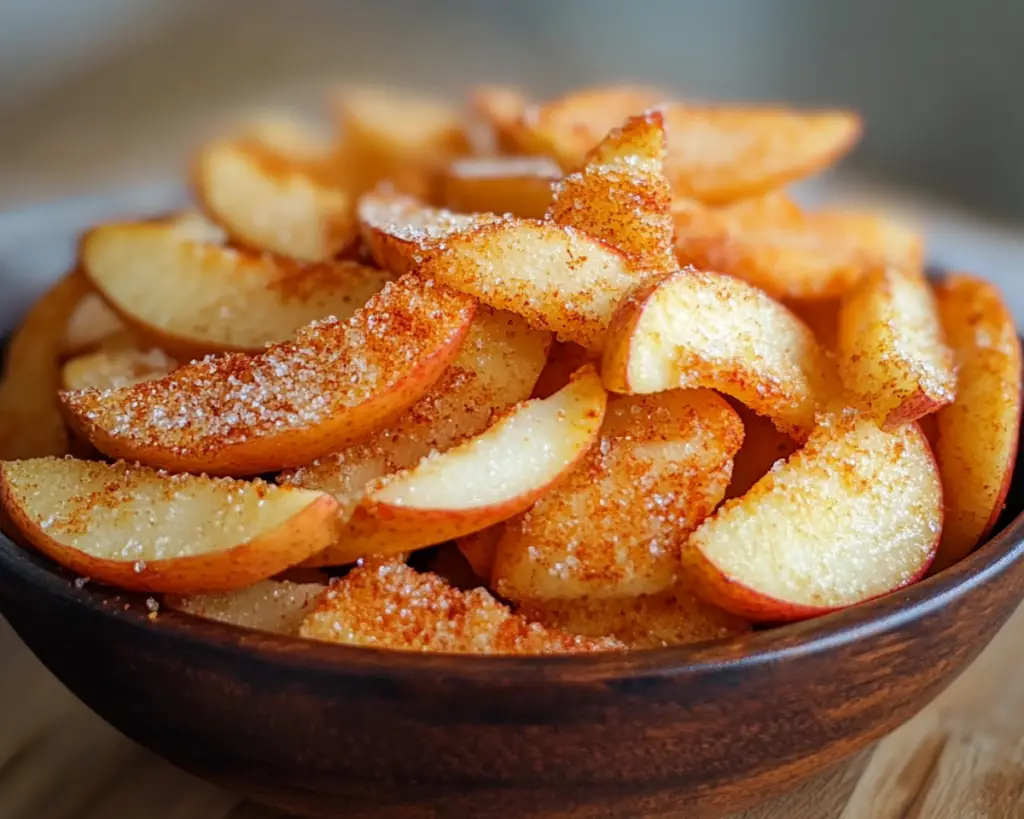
left=3, top=600, right=1024, bottom=819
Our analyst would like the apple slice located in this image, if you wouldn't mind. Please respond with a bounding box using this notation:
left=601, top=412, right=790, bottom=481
left=62, top=347, right=177, bottom=391
left=442, top=156, right=560, bottom=219
left=547, top=111, right=675, bottom=274
left=0, top=457, right=339, bottom=593
left=519, top=85, right=669, bottom=168
left=684, top=411, right=942, bottom=621
left=1, top=272, right=91, bottom=460
left=518, top=587, right=750, bottom=649
left=420, top=218, right=639, bottom=349
left=932, top=275, right=1022, bottom=571
left=673, top=198, right=923, bottom=300
left=837, top=266, right=956, bottom=428
left=194, top=127, right=355, bottom=262
left=492, top=389, right=743, bottom=600
left=469, top=85, right=548, bottom=155
left=602, top=269, right=834, bottom=440
left=62, top=291, right=127, bottom=355
left=357, top=190, right=502, bottom=276
left=334, top=85, right=470, bottom=197
left=81, top=212, right=394, bottom=356
left=280, top=307, right=551, bottom=564
left=303, top=366, right=607, bottom=564
left=298, top=559, right=623, bottom=654
left=166, top=580, right=327, bottom=634
left=61, top=275, right=476, bottom=476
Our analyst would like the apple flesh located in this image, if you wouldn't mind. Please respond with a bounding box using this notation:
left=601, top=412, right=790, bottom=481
left=166, top=580, right=327, bottom=634
left=81, top=212, right=394, bottom=356
left=61, top=275, right=476, bottom=476
left=442, top=156, right=560, bottom=219
left=420, top=218, right=639, bottom=350
left=492, top=389, right=743, bottom=601
left=547, top=111, right=675, bottom=274
left=932, top=274, right=1022, bottom=571
left=602, top=268, right=834, bottom=441
left=837, top=266, right=955, bottom=428
left=683, top=411, right=943, bottom=622
left=306, top=365, right=607, bottom=564
left=62, top=346, right=177, bottom=391
left=299, top=559, right=623, bottom=654
left=0, top=457, right=339, bottom=593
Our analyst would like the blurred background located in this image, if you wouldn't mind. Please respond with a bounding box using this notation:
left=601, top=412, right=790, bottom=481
left=1, top=0, right=1023, bottom=221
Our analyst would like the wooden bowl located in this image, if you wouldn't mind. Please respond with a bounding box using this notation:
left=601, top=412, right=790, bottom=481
left=2, top=445, right=1023, bottom=818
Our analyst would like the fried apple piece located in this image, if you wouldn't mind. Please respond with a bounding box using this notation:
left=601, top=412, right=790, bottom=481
left=334, top=85, right=470, bottom=197
left=493, top=390, right=743, bottom=600
left=602, top=269, right=834, bottom=440
left=81, top=212, right=393, bottom=356
left=837, top=266, right=956, bottom=428
left=194, top=120, right=355, bottom=262
left=673, top=198, right=923, bottom=300
left=299, top=560, right=622, bottom=654
left=518, top=587, right=750, bottom=649
left=357, top=190, right=502, bottom=276
left=726, top=401, right=800, bottom=499
left=420, top=218, right=638, bottom=349
left=307, top=366, right=606, bottom=564
left=469, top=85, right=546, bottom=155
left=442, top=156, right=560, bottom=218
left=0, top=272, right=91, bottom=460
left=932, top=275, right=1022, bottom=571
left=62, top=291, right=127, bottom=355
left=280, top=307, right=550, bottom=565
left=62, top=275, right=476, bottom=476
left=547, top=111, right=675, bottom=274
left=62, top=347, right=177, bottom=391
left=166, top=580, right=327, bottom=634
left=0, top=457, right=339, bottom=593
left=684, top=411, right=942, bottom=622
left=520, top=85, right=668, bottom=168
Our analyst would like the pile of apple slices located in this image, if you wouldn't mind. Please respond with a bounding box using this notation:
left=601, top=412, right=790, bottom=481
left=1, top=84, right=1020, bottom=655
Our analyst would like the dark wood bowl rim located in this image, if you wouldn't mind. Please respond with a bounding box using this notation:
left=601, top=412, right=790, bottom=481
left=3, top=495, right=1023, bottom=684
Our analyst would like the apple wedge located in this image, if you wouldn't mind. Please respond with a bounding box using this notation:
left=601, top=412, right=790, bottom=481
left=837, top=266, right=956, bottom=428
left=518, top=587, right=750, bottom=649
left=1, top=271, right=91, bottom=460
left=280, top=306, right=551, bottom=563
left=519, top=85, right=668, bottom=168
left=299, top=559, right=622, bottom=654
left=62, top=291, right=127, bottom=355
left=61, top=275, right=476, bottom=476
left=684, top=411, right=942, bottom=621
left=0, top=458, right=339, bottom=593
left=302, top=366, right=607, bottom=564
left=547, top=111, right=675, bottom=274
left=81, top=212, right=394, bottom=356
left=469, top=85, right=550, bottom=155
left=493, top=389, right=743, bottom=600
left=62, top=347, right=177, bottom=391
left=357, top=190, right=501, bottom=276
left=334, top=85, right=470, bottom=197
left=442, top=156, right=560, bottom=219
left=932, top=275, right=1022, bottom=571
left=194, top=128, right=355, bottom=262
left=673, top=198, right=923, bottom=300
left=420, top=218, right=639, bottom=349
left=166, top=580, right=327, bottom=634
left=602, top=269, right=834, bottom=440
